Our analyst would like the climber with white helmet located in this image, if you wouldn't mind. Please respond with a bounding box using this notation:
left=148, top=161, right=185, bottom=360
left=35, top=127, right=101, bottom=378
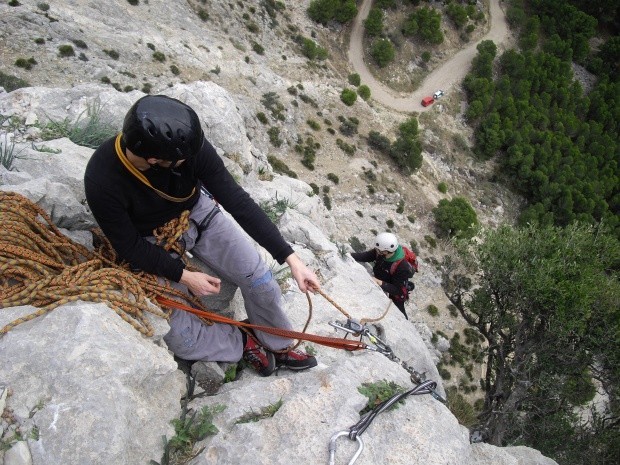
left=351, top=232, right=417, bottom=319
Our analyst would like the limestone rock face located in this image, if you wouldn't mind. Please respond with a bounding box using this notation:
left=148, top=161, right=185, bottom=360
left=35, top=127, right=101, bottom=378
left=0, top=303, right=184, bottom=465
left=0, top=83, right=557, bottom=465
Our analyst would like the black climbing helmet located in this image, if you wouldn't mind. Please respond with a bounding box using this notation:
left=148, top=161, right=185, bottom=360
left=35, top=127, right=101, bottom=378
left=122, top=95, right=204, bottom=162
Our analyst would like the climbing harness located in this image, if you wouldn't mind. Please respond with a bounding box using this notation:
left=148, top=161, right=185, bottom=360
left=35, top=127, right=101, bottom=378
left=328, top=379, right=440, bottom=465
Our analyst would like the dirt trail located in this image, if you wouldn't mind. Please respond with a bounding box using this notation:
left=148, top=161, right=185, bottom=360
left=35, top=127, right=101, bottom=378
left=348, top=0, right=511, bottom=112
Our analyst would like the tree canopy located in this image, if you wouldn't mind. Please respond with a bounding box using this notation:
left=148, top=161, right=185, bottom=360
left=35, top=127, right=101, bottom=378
left=307, top=0, right=357, bottom=25
left=442, top=222, right=620, bottom=463
left=463, top=27, right=619, bottom=237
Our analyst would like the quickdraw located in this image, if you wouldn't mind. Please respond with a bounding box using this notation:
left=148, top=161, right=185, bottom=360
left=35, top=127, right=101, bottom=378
left=330, top=317, right=447, bottom=404
left=328, top=380, right=440, bottom=465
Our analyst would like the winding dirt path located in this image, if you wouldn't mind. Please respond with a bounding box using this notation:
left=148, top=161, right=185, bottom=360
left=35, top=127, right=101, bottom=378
left=348, top=0, right=511, bottom=112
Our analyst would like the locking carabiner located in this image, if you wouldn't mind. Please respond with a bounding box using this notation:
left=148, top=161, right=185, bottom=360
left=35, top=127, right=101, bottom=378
left=328, top=430, right=364, bottom=465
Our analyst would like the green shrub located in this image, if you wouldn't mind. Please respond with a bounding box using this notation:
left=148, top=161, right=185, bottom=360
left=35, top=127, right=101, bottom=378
left=39, top=100, right=117, bottom=149
left=71, top=39, right=87, bottom=49
left=348, top=73, right=361, bottom=86
left=256, top=112, right=269, bottom=124
left=236, top=399, right=283, bottom=424
left=339, top=117, right=359, bottom=136
left=195, top=8, right=209, bottom=21
left=327, top=173, right=339, bottom=184
left=267, top=155, right=298, bottom=178
left=349, top=236, right=365, bottom=252
left=438, top=366, right=452, bottom=380
left=336, top=138, right=356, bottom=155
left=246, top=22, right=260, bottom=33
left=323, top=193, right=332, bottom=210
left=437, top=182, right=448, bottom=193
left=267, top=127, right=282, bottom=147
left=370, top=38, right=394, bottom=67
left=427, top=304, right=439, bottom=317
left=58, top=45, right=75, bottom=57
left=152, top=51, right=166, bottom=62
left=1, top=133, right=21, bottom=170
left=364, top=7, right=384, bottom=36
left=260, top=196, right=299, bottom=222
left=37, top=2, right=50, bottom=11
left=357, top=84, right=371, bottom=100
left=252, top=42, right=265, bottom=55
left=0, top=72, right=29, bottom=91
left=306, top=119, right=321, bottom=131
left=358, top=380, right=406, bottom=415
left=396, top=199, right=405, bottom=214
left=170, top=64, right=180, bottom=75
left=433, top=197, right=478, bottom=238
left=386, top=219, right=394, bottom=228
left=14, top=57, right=37, bottom=70
left=168, top=404, right=225, bottom=456
left=309, top=182, right=319, bottom=195
left=367, top=131, right=391, bottom=153
left=424, top=235, right=437, bottom=248
left=446, top=387, right=478, bottom=427
left=340, top=88, right=357, bottom=106
left=104, top=49, right=120, bottom=60
left=448, top=305, right=459, bottom=318
left=300, top=37, right=328, bottom=60
left=34, top=38, right=45, bottom=44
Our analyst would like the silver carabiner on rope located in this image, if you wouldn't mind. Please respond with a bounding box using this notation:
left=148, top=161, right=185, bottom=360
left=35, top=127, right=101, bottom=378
left=328, top=430, right=364, bottom=465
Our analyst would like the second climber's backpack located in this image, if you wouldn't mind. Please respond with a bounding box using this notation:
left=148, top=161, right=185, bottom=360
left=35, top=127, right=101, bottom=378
left=389, top=247, right=419, bottom=278
left=389, top=247, right=419, bottom=303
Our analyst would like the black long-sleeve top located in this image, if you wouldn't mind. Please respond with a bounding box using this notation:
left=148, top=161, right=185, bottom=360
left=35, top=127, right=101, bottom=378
left=84, top=135, right=293, bottom=282
left=351, top=249, right=412, bottom=298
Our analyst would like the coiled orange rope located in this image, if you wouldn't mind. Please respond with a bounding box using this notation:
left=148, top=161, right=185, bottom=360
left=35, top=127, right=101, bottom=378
left=0, top=192, right=208, bottom=336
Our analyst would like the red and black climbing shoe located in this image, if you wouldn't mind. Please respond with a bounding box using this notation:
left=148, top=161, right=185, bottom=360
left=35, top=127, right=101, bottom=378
left=274, top=348, right=318, bottom=371
left=242, top=336, right=276, bottom=377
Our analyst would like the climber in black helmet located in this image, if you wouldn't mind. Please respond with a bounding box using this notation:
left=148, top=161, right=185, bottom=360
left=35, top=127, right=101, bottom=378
left=84, top=94, right=319, bottom=376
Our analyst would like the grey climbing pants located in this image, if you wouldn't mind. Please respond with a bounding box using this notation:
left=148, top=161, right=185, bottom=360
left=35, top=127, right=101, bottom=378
left=162, top=190, right=294, bottom=362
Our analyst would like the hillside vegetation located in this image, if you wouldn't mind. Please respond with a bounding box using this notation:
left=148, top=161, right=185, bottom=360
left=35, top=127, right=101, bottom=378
left=1, top=0, right=619, bottom=464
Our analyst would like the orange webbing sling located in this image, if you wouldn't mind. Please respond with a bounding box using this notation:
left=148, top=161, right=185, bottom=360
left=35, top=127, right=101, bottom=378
left=155, top=295, right=368, bottom=352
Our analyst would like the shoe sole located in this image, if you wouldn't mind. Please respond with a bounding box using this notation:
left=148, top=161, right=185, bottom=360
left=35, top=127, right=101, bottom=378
left=275, top=357, right=318, bottom=371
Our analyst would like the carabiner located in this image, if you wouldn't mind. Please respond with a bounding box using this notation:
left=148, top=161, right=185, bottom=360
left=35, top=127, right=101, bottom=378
left=328, top=430, right=364, bottom=465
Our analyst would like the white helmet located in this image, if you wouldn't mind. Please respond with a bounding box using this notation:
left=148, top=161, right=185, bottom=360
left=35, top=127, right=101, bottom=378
left=374, top=232, right=398, bottom=252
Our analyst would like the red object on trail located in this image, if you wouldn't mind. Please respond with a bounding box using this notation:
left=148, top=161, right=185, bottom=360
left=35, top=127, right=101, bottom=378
left=421, top=96, right=434, bottom=107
